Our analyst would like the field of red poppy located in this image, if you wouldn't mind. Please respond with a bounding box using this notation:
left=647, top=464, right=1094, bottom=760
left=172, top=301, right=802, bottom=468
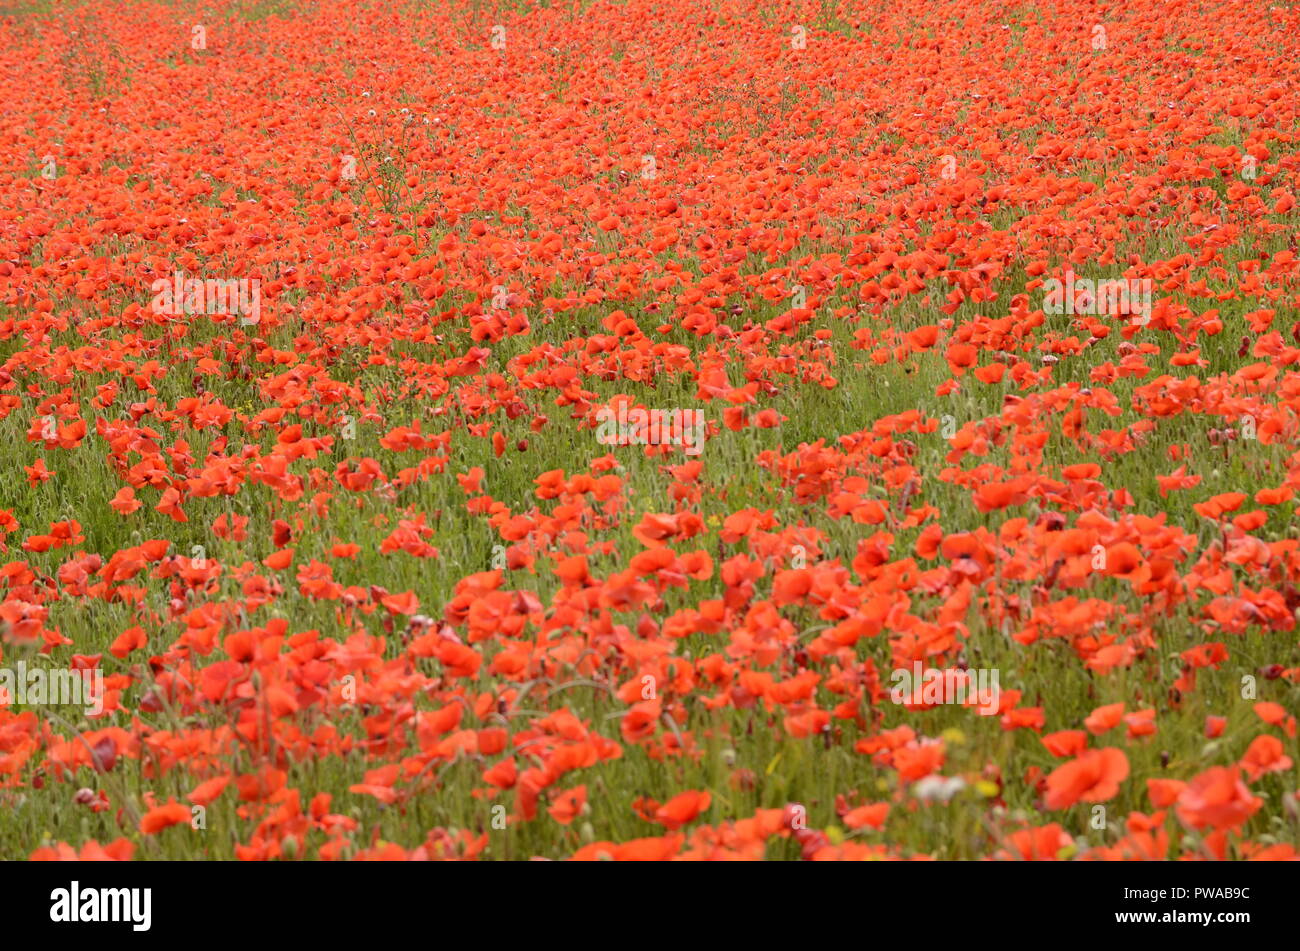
left=1, top=0, right=1299, bottom=862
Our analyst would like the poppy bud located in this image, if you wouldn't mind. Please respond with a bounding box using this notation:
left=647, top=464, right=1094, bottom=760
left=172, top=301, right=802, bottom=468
left=728, top=768, right=756, bottom=791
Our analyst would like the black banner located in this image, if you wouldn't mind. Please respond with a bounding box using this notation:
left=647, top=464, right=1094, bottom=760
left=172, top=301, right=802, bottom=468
left=13, top=859, right=1282, bottom=939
